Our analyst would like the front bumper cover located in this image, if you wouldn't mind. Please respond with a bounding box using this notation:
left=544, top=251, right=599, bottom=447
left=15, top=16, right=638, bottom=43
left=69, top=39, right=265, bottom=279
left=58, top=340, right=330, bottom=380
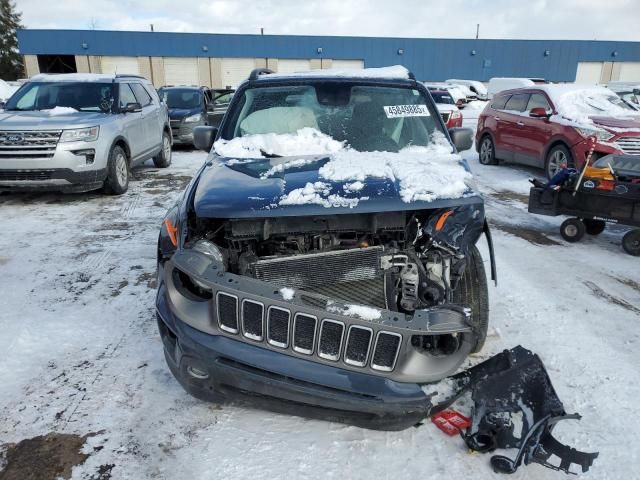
left=0, top=167, right=107, bottom=192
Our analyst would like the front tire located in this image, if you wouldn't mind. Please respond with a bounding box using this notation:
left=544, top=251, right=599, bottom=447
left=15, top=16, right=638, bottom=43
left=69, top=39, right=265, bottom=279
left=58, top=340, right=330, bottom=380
left=103, top=144, right=129, bottom=195
left=153, top=130, right=172, bottom=168
left=560, top=218, right=585, bottom=242
left=479, top=135, right=497, bottom=165
left=453, top=245, right=489, bottom=354
left=622, top=230, right=640, bottom=256
left=545, top=144, right=574, bottom=180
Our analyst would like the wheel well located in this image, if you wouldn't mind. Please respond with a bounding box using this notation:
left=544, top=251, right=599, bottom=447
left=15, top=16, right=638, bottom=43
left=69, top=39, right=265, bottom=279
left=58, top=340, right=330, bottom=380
left=113, top=139, right=131, bottom=163
left=545, top=140, right=571, bottom=161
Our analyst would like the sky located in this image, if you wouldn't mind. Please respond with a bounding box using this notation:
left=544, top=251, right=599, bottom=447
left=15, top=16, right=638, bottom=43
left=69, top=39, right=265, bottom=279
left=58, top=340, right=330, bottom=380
left=14, top=0, right=640, bottom=41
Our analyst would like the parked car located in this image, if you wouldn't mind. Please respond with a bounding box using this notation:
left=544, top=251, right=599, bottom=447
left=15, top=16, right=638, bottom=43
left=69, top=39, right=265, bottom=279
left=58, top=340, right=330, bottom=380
left=0, top=79, right=19, bottom=106
left=446, top=79, right=488, bottom=100
left=430, top=89, right=463, bottom=128
left=606, top=82, right=640, bottom=111
left=476, top=85, right=640, bottom=178
left=158, top=85, right=234, bottom=145
left=487, top=78, right=537, bottom=99
left=447, top=83, right=478, bottom=101
left=425, top=83, right=467, bottom=108
left=156, top=66, right=494, bottom=430
left=0, top=73, right=171, bottom=194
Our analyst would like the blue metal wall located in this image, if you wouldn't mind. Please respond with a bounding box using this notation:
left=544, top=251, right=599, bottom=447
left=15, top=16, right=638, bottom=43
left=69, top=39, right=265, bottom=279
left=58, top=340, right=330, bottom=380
left=17, top=29, right=640, bottom=82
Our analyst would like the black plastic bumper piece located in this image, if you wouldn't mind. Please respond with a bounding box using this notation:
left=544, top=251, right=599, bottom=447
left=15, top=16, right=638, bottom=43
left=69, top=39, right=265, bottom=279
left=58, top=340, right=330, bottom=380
left=0, top=168, right=107, bottom=192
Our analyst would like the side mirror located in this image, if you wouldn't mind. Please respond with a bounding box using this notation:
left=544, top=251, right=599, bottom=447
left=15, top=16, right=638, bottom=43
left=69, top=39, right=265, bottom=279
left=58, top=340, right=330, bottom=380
left=122, top=102, right=142, bottom=113
left=206, top=103, right=215, bottom=112
left=193, top=126, right=218, bottom=151
left=529, top=107, right=550, bottom=118
left=449, top=127, right=474, bottom=152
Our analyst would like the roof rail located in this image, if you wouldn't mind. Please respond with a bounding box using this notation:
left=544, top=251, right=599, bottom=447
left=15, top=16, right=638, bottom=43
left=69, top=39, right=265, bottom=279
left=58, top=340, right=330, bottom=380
left=407, top=71, right=416, bottom=81
left=249, top=68, right=274, bottom=81
left=114, top=74, right=147, bottom=80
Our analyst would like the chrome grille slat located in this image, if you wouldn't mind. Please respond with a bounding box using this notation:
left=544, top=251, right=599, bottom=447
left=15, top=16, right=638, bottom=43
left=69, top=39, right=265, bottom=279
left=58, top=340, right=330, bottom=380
left=217, top=292, right=239, bottom=333
left=371, top=332, right=402, bottom=372
left=318, top=319, right=345, bottom=361
left=293, top=313, right=317, bottom=354
left=0, top=130, right=61, bottom=158
left=241, top=299, right=264, bottom=341
left=344, top=326, right=373, bottom=367
left=267, top=306, right=290, bottom=348
left=617, top=137, right=640, bottom=155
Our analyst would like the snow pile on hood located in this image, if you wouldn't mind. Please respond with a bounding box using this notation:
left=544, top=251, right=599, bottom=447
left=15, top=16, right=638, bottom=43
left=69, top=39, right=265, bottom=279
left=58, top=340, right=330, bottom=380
left=268, top=65, right=410, bottom=80
left=214, top=128, right=344, bottom=158
left=0, top=79, right=15, bottom=102
left=42, top=106, right=79, bottom=116
left=318, top=133, right=471, bottom=203
left=260, top=157, right=318, bottom=178
left=326, top=303, right=382, bottom=321
left=279, top=181, right=366, bottom=209
left=550, top=86, right=640, bottom=128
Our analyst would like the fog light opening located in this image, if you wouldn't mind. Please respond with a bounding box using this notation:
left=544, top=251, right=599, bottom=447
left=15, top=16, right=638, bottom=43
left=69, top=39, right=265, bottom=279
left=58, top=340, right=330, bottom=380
left=411, top=333, right=461, bottom=357
left=187, top=366, right=209, bottom=379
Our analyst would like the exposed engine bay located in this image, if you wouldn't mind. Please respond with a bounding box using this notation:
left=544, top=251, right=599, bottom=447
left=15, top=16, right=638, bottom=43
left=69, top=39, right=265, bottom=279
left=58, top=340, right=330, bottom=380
left=185, top=204, right=488, bottom=315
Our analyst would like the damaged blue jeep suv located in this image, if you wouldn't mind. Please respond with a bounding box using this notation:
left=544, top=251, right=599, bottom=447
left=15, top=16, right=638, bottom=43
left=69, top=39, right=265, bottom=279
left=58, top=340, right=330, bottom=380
left=155, top=66, right=495, bottom=431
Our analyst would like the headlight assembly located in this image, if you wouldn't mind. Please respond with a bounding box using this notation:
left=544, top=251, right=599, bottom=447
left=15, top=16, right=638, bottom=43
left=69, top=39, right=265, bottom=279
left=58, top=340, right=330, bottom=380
left=191, top=239, right=225, bottom=264
left=184, top=113, right=203, bottom=123
left=574, top=127, right=614, bottom=142
left=60, top=126, right=100, bottom=143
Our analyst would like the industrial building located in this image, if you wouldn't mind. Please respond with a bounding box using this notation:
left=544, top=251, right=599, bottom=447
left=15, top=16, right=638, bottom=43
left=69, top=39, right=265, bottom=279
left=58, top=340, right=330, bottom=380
left=16, top=29, right=640, bottom=88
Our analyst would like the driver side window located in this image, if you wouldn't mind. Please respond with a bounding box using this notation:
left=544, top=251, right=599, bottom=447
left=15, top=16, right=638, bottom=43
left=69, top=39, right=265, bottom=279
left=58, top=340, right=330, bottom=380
left=119, top=84, right=137, bottom=109
left=527, top=93, right=551, bottom=112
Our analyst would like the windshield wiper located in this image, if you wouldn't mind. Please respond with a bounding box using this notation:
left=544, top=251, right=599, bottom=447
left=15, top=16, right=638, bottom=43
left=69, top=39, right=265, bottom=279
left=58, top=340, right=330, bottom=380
left=260, top=149, right=282, bottom=158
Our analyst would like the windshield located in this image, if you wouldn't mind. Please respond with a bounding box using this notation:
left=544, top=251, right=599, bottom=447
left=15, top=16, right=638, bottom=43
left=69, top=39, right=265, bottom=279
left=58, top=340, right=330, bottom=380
left=221, top=84, right=441, bottom=154
left=158, top=88, right=202, bottom=109
left=557, top=90, right=637, bottom=118
left=4, top=82, right=115, bottom=112
left=431, top=91, right=455, bottom=104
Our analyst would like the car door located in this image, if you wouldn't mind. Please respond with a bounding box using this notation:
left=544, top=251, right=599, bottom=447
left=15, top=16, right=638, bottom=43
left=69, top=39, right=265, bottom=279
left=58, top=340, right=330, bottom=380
left=500, top=93, right=530, bottom=163
left=518, top=92, right=554, bottom=167
left=118, top=83, right=145, bottom=160
left=130, top=82, right=160, bottom=159
left=486, top=94, right=511, bottom=161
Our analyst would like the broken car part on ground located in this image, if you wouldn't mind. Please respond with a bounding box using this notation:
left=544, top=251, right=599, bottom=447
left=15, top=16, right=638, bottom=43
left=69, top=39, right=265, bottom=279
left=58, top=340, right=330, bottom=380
left=154, top=67, right=597, bottom=474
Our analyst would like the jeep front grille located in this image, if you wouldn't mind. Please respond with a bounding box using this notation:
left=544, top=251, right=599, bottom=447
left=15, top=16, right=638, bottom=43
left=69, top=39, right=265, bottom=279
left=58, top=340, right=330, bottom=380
left=616, top=137, right=640, bottom=155
left=0, top=130, right=61, bottom=159
left=214, top=290, right=403, bottom=373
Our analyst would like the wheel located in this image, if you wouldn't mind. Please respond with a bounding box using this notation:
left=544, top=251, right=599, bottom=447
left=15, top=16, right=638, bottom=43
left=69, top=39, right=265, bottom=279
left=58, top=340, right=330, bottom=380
left=545, top=144, right=574, bottom=180
left=622, top=230, right=640, bottom=256
left=103, top=144, right=129, bottom=195
left=153, top=130, right=172, bottom=168
left=452, top=245, right=489, bottom=354
left=584, top=219, right=606, bottom=235
left=479, top=135, right=497, bottom=165
left=560, top=218, right=586, bottom=242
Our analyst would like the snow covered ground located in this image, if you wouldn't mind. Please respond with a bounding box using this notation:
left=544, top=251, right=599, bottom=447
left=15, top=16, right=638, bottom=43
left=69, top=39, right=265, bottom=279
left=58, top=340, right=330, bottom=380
left=1, top=139, right=638, bottom=479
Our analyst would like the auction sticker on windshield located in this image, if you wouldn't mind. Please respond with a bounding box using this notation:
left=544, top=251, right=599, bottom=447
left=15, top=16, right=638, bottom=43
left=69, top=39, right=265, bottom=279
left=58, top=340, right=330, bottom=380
left=383, top=105, right=430, bottom=118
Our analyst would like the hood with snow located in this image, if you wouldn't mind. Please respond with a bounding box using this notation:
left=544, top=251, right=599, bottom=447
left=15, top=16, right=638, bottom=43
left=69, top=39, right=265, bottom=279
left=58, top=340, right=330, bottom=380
left=0, top=108, right=112, bottom=129
left=193, top=128, right=479, bottom=218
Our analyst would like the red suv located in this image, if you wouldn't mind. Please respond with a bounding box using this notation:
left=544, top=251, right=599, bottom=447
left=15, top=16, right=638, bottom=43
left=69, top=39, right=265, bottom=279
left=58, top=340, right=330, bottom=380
left=476, top=85, right=640, bottom=178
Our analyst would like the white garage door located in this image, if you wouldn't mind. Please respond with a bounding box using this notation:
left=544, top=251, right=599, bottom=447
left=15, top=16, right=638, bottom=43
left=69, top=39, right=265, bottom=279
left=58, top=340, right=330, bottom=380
left=331, top=59, right=364, bottom=70
left=277, top=59, right=312, bottom=74
left=164, top=57, right=199, bottom=86
left=220, top=58, right=256, bottom=88
left=100, top=57, right=140, bottom=76
left=619, top=62, right=640, bottom=81
left=575, top=62, right=603, bottom=84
